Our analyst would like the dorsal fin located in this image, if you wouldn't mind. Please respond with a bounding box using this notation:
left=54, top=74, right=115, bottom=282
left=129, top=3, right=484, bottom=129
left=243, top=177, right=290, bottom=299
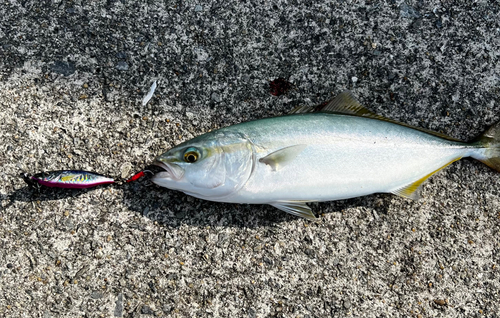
left=289, top=91, right=461, bottom=142
left=321, top=91, right=378, bottom=116
left=288, top=91, right=376, bottom=116
left=288, top=105, right=315, bottom=114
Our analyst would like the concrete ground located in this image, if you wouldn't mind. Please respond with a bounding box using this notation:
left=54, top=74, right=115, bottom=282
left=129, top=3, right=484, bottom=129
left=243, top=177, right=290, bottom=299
left=1, top=0, right=499, bottom=317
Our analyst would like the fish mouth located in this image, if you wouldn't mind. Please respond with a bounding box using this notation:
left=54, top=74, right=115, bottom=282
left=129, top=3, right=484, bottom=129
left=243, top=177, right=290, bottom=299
left=153, top=160, right=170, bottom=172
left=152, top=160, right=184, bottom=180
left=152, top=161, right=172, bottom=179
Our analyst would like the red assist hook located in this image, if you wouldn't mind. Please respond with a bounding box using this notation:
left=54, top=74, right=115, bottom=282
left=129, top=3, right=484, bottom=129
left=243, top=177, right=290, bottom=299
left=126, top=171, right=146, bottom=183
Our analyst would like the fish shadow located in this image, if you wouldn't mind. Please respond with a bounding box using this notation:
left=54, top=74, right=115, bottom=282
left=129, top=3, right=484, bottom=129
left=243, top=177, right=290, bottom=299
left=120, top=181, right=390, bottom=228
left=121, top=182, right=298, bottom=228
left=2, top=182, right=393, bottom=228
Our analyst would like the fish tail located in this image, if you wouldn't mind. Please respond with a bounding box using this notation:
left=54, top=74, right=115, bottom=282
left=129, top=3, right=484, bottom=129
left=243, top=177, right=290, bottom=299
left=472, top=121, right=500, bottom=172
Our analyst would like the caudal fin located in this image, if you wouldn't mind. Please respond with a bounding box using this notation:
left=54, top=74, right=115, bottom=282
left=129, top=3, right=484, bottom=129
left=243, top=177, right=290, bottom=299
left=475, top=121, right=500, bottom=172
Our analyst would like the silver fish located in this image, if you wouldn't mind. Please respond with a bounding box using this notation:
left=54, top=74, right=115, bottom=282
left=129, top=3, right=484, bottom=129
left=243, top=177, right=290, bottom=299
left=152, top=92, right=500, bottom=220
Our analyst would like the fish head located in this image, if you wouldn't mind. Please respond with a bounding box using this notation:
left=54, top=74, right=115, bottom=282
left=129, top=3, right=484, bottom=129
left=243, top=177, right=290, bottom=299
left=152, top=131, right=254, bottom=200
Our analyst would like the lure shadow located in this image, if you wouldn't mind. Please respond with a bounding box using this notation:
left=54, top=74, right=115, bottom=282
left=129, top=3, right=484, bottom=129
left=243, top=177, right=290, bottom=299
left=1, top=185, right=95, bottom=209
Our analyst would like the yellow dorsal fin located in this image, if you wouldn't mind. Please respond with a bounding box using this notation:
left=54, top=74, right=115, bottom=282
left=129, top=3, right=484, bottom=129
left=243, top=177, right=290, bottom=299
left=392, top=157, right=462, bottom=199
left=288, top=91, right=378, bottom=116
left=288, top=105, right=315, bottom=114
left=289, top=91, right=462, bottom=142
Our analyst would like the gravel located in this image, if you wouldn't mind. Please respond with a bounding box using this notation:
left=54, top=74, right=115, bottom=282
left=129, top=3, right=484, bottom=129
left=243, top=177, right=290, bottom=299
left=1, top=1, right=499, bottom=317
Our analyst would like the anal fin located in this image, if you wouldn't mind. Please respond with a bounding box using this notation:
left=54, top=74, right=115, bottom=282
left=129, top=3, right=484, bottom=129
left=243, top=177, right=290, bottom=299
left=270, top=201, right=317, bottom=220
left=391, top=157, right=461, bottom=199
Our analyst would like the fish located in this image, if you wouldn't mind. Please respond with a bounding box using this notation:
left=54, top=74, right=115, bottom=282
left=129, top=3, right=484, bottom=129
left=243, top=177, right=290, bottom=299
left=23, top=170, right=115, bottom=189
left=151, top=91, right=500, bottom=220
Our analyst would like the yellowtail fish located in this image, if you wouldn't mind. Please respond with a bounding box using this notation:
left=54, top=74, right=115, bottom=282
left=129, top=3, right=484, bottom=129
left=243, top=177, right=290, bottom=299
left=152, top=91, right=500, bottom=220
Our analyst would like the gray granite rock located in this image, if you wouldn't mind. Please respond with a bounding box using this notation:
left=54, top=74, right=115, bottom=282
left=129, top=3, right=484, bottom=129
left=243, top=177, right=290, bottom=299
left=115, top=61, right=129, bottom=71
left=50, top=61, right=76, bottom=76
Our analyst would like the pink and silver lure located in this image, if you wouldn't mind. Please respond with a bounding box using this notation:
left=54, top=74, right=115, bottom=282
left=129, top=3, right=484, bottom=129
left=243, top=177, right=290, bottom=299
left=24, top=170, right=115, bottom=189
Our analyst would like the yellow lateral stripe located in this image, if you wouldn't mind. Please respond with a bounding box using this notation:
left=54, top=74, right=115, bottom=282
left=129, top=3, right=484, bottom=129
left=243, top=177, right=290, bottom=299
left=395, top=157, right=462, bottom=198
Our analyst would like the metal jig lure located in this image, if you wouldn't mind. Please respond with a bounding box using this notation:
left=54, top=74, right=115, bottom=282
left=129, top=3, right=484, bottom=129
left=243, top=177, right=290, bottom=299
left=22, top=170, right=115, bottom=189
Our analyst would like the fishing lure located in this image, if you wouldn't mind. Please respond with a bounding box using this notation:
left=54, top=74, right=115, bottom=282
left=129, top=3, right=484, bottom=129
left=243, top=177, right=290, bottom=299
left=22, top=170, right=115, bottom=189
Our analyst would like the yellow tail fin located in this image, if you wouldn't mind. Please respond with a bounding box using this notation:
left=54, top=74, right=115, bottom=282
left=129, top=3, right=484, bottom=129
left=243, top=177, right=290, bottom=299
left=475, top=121, right=500, bottom=172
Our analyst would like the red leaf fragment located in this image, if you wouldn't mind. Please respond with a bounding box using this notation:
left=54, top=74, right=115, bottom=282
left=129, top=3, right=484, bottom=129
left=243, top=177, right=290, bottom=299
left=269, top=78, right=292, bottom=96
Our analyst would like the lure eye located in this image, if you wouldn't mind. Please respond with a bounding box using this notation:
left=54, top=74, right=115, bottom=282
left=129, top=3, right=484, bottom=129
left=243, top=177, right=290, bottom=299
left=184, top=148, right=200, bottom=163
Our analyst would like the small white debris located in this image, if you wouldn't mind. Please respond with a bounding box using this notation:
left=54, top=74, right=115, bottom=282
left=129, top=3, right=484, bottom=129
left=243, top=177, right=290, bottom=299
left=194, top=47, right=209, bottom=61
left=120, top=162, right=133, bottom=179
left=142, top=81, right=157, bottom=106
left=352, top=76, right=358, bottom=83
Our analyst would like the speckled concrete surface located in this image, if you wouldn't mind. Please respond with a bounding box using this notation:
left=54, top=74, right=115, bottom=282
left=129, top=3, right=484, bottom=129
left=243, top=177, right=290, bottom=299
left=1, top=1, right=500, bottom=317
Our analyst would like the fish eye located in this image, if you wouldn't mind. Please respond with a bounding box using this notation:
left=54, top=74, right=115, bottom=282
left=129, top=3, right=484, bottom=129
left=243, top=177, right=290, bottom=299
left=183, top=148, right=200, bottom=163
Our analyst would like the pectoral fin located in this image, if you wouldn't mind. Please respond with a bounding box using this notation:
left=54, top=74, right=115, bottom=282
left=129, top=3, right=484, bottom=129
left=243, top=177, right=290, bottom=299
left=259, top=144, right=307, bottom=171
left=270, top=201, right=317, bottom=220
left=391, top=158, right=462, bottom=199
